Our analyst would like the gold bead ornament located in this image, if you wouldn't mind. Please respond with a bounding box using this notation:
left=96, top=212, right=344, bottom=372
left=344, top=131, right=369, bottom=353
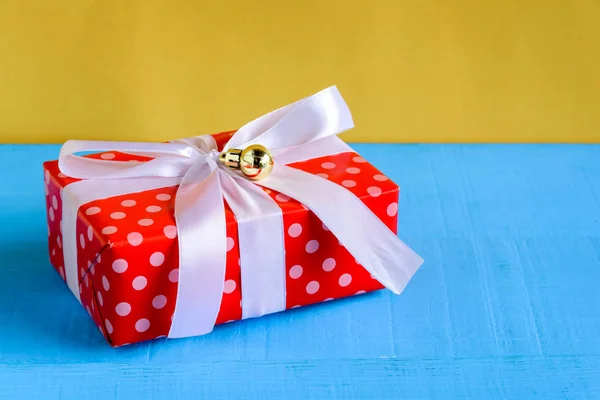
left=219, top=144, right=274, bottom=180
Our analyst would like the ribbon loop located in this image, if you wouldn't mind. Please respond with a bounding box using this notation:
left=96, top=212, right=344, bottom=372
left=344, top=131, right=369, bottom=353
left=59, top=140, right=201, bottom=180
left=225, top=86, right=354, bottom=152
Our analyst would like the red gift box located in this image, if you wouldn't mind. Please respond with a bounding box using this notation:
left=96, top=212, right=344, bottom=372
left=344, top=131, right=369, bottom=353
left=43, top=88, right=420, bottom=347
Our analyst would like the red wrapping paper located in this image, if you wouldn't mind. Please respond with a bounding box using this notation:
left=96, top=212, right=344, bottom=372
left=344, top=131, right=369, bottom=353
left=43, top=131, right=400, bottom=347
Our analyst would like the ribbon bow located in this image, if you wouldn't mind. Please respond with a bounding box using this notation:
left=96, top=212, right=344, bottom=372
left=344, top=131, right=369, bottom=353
left=58, top=86, right=423, bottom=339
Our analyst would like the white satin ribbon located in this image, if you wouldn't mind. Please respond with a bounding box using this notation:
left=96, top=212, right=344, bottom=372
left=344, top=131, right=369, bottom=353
left=57, top=86, right=423, bottom=339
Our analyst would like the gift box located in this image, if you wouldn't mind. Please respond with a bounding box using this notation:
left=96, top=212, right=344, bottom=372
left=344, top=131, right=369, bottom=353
left=43, top=86, right=423, bottom=347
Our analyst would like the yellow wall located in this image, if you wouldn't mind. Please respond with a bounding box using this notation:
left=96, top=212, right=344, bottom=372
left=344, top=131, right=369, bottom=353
left=1, top=0, right=599, bottom=144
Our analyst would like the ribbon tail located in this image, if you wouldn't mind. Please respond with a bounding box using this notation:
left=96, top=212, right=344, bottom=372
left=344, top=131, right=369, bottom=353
left=219, top=171, right=286, bottom=319
left=258, top=165, right=424, bottom=295
left=169, top=162, right=227, bottom=338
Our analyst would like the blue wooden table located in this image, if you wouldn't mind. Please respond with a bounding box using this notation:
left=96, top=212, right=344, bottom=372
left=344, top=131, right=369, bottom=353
left=1, top=144, right=599, bottom=399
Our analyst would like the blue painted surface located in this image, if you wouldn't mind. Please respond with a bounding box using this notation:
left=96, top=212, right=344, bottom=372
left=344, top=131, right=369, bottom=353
left=1, top=144, right=599, bottom=399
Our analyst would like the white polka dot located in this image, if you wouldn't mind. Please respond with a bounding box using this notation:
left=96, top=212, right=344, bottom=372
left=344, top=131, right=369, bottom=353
left=121, top=199, right=136, bottom=207
left=387, top=202, right=398, bottom=217
left=339, top=273, right=352, bottom=287
left=305, top=240, right=319, bottom=253
left=289, top=265, right=303, bottom=279
left=90, top=264, right=95, bottom=275
left=44, top=170, right=50, bottom=184
left=49, top=207, right=55, bottom=221
left=91, top=300, right=94, bottom=310
left=342, top=180, right=356, bottom=188
left=97, top=291, right=103, bottom=306
left=322, top=223, right=329, bottom=231
left=324, top=297, right=334, bottom=302
left=132, top=276, right=147, bottom=290
left=288, top=223, right=303, bottom=238
left=164, top=225, right=177, bottom=239
left=127, top=232, right=143, bottom=246
left=275, top=193, right=290, bottom=202
left=138, top=218, right=154, bottom=226
left=321, top=162, right=336, bottom=170
left=291, top=305, right=301, bottom=309
left=156, top=193, right=171, bottom=201
left=110, top=212, right=126, bottom=220
left=102, top=276, right=110, bottom=291
left=84, top=275, right=89, bottom=287
left=322, top=258, right=336, bottom=272
left=346, top=167, right=361, bottom=174
left=112, top=259, right=128, bottom=273
left=105, top=319, right=114, bottom=334
left=58, top=172, right=67, bottom=179
left=87, top=225, right=94, bottom=241
left=146, top=205, right=162, bottom=213
left=102, top=226, right=117, bottom=235
left=96, top=253, right=101, bottom=263
left=226, top=237, right=235, bottom=252
left=355, top=290, right=367, bottom=295
left=168, top=269, right=179, bottom=283
left=52, top=248, right=56, bottom=256
left=135, top=318, right=150, bottom=333
left=152, top=295, right=167, bottom=309
left=52, top=195, right=58, bottom=210
left=79, top=234, right=86, bottom=249
left=57, top=236, right=62, bottom=248
left=316, top=173, right=329, bottom=179
left=373, top=174, right=388, bottom=181
left=223, top=279, right=236, bottom=294
left=353, top=156, right=367, bottom=163
left=150, top=252, right=165, bottom=267
left=86, top=207, right=101, bottom=215
left=100, top=153, right=116, bottom=160
left=115, top=302, right=131, bottom=316
left=87, top=260, right=92, bottom=269
left=367, top=186, right=382, bottom=197
left=85, top=306, right=90, bottom=315
left=306, top=281, right=320, bottom=294
left=44, top=185, right=49, bottom=196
